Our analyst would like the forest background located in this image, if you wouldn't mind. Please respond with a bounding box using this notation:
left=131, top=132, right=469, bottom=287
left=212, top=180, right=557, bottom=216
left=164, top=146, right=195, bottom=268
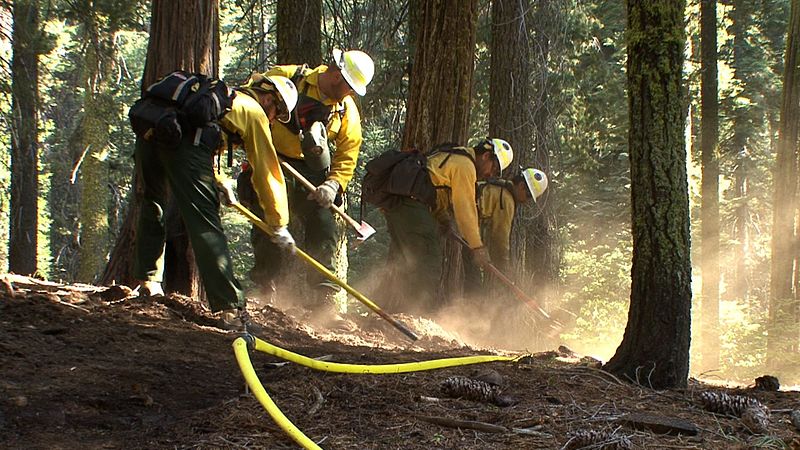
left=0, top=0, right=796, bottom=385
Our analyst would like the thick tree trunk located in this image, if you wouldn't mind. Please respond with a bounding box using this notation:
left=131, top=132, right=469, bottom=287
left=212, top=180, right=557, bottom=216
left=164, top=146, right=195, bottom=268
left=101, top=0, right=220, bottom=297
left=768, top=0, right=800, bottom=371
left=9, top=0, right=40, bottom=276
left=604, top=0, right=692, bottom=389
left=490, top=0, right=532, bottom=278
left=699, top=0, right=720, bottom=372
left=277, top=0, right=321, bottom=66
left=402, top=0, right=477, bottom=303
left=488, top=0, right=544, bottom=336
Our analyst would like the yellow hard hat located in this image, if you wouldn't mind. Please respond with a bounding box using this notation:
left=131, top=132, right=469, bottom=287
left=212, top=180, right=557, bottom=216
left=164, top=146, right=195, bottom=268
left=490, top=138, right=514, bottom=174
left=242, top=74, right=298, bottom=123
left=522, top=168, right=548, bottom=201
left=332, top=48, right=374, bottom=96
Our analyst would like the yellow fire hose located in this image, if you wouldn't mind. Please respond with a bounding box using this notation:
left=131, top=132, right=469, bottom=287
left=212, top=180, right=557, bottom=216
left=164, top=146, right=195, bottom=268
left=232, top=336, right=522, bottom=449
left=233, top=338, right=321, bottom=450
left=251, top=335, right=518, bottom=373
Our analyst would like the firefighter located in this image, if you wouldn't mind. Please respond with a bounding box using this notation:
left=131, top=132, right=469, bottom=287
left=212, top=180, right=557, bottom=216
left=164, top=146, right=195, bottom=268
left=380, top=139, right=514, bottom=314
left=133, top=75, right=298, bottom=330
left=464, top=168, right=549, bottom=294
left=238, top=49, right=374, bottom=325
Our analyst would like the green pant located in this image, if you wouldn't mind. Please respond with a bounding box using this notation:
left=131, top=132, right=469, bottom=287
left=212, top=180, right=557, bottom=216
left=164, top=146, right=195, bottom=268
left=245, top=158, right=340, bottom=302
left=462, top=245, right=485, bottom=297
left=133, top=138, right=245, bottom=313
left=381, top=198, right=442, bottom=313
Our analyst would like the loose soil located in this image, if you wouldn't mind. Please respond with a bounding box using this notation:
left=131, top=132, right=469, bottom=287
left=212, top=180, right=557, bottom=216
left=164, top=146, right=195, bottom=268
left=1, top=274, right=798, bottom=449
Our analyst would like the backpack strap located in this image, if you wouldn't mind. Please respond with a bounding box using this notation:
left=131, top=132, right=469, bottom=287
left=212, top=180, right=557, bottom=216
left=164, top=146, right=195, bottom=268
left=290, top=64, right=309, bottom=85
left=429, top=144, right=475, bottom=169
left=483, top=178, right=514, bottom=210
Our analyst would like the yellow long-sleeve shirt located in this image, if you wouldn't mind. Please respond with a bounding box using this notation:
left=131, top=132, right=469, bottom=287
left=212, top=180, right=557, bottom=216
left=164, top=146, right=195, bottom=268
left=264, top=64, right=363, bottom=190
left=477, top=182, right=516, bottom=265
left=427, top=147, right=483, bottom=249
left=220, top=93, right=289, bottom=229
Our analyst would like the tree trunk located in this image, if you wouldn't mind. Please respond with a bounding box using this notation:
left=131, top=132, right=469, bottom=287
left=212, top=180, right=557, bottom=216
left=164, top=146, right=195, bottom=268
left=604, top=0, right=692, bottom=389
left=277, top=0, right=321, bottom=66
left=490, top=0, right=532, bottom=276
left=275, top=0, right=342, bottom=307
left=76, top=13, right=117, bottom=283
left=522, top=0, right=560, bottom=291
left=489, top=0, right=543, bottom=334
left=9, top=0, right=40, bottom=276
left=699, top=0, right=720, bottom=372
left=727, top=0, right=754, bottom=303
left=402, top=0, right=478, bottom=303
left=101, top=0, right=220, bottom=296
left=767, top=0, right=800, bottom=371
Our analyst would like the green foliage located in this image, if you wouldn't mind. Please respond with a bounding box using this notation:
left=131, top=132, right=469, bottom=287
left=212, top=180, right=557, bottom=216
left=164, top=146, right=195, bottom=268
left=555, top=1, right=630, bottom=246
left=559, top=236, right=632, bottom=360
left=220, top=0, right=276, bottom=80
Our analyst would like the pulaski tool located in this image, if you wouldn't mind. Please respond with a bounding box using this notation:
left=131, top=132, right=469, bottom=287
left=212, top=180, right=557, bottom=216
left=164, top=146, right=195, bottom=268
left=280, top=161, right=376, bottom=245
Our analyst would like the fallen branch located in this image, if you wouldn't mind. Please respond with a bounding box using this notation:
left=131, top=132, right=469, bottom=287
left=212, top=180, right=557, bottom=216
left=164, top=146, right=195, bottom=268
left=415, top=415, right=507, bottom=433
left=55, top=298, right=91, bottom=313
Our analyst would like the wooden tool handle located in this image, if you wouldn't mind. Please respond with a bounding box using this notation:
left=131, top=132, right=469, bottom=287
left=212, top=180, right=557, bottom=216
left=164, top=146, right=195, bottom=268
left=280, top=161, right=359, bottom=228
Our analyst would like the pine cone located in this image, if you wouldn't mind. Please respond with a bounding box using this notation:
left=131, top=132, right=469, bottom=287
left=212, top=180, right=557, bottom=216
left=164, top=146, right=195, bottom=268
left=563, top=429, right=634, bottom=450
left=440, top=376, right=501, bottom=405
left=741, top=405, right=770, bottom=434
left=753, top=375, right=780, bottom=392
left=698, top=391, right=765, bottom=417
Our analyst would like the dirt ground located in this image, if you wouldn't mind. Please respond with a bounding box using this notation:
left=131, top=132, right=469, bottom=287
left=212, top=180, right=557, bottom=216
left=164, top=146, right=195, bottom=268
left=1, top=275, right=799, bottom=450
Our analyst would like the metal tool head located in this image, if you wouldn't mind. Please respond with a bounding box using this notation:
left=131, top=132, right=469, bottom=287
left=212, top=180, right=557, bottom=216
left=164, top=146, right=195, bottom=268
left=351, top=221, right=376, bottom=248
left=356, top=221, right=376, bottom=241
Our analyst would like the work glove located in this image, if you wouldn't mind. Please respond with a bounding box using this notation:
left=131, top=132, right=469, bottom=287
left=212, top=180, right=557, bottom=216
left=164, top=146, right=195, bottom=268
left=471, top=246, right=492, bottom=270
left=308, top=179, right=340, bottom=209
left=270, top=226, right=296, bottom=253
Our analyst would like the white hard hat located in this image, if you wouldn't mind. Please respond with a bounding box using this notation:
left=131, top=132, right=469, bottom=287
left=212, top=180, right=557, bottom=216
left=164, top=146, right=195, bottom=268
left=332, top=48, right=374, bottom=96
left=490, top=138, right=514, bottom=174
left=522, top=168, right=548, bottom=201
left=265, top=75, right=298, bottom=123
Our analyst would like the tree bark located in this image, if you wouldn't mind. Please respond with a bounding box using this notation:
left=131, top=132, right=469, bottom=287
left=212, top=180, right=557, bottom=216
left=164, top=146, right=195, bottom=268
left=604, top=0, right=692, bottom=389
left=699, top=0, right=720, bottom=372
left=402, top=0, right=478, bottom=303
left=77, top=9, right=117, bottom=283
left=767, top=0, right=800, bottom=371
left=522, top=0, right=560, bottom=291
left=9, top=0, right=41, bottom=276
left=101, top=0, right=220, bottom=296
left=490, top=0, right=533, bottom=264
left=277, top=0, right=321, bottom=66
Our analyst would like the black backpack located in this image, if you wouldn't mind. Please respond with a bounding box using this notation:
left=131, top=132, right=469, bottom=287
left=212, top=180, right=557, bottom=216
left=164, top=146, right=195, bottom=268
left=361, top=144, right=474, bottom=211
left=362, top=150, right=431, bottom=210
left=128, top=70, right=235, bottom=149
